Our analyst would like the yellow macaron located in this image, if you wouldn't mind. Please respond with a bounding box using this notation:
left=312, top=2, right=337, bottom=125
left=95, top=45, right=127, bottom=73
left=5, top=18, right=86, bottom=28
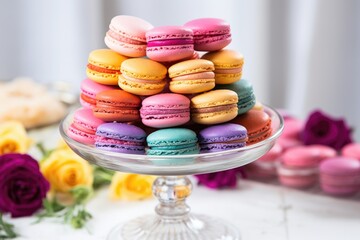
left=168, top=59, right=215, bottom=94
left=191, top=89, right=238, bottom=124
left=86, top=49, right=128, bottom=85
left=201, top=49, right=244, bottom=84
left=119, top=58, right=167, bottom=95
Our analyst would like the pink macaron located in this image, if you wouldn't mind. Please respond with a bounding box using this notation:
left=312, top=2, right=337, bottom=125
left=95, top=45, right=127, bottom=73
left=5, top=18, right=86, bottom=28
left=80, top=78, right=117, bottom=109
left=277, top=145, right=336, bottom=188
left=105, top=15, right=153, bottom=57
left=320, top=157, right=360, bottom=196
left=184, top=18, right=231, bottom=51
left=140, top=93, right=190, bottom=128
left=67, top=108, right=104, bottom=144
left=277, top=117, right=304, bottom=151
left=244, top=143, right=283, bottom=180
left=341, top=143, right=360, bottom=160
left=146, top=26, right=194, bottom=62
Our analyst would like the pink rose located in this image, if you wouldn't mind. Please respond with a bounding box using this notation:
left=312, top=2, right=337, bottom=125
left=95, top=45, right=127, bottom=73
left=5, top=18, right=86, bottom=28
left=0, top=154, right=49, bottom=217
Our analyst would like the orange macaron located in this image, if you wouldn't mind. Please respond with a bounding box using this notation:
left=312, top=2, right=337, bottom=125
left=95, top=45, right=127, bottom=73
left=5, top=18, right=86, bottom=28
left=190, top=89, right=238, bottom=125
left=118, top=58, right=167, bottom=96
left=231, top=109, right=272, bottom=144
left=168, top=59, right=215, bottom=94
left=86, top=49, right=128, bottom=85
left=93, top=89, right=141, bottom=122
left=202, top=49, right=244, bottom=84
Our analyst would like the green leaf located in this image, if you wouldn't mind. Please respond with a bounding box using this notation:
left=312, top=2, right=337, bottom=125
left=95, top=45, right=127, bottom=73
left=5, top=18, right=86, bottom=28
left=92, top=166, right=115, bottom=189
left=70, top=186, right=93, bottom=204
left=0, top=213, right=17, bottom=239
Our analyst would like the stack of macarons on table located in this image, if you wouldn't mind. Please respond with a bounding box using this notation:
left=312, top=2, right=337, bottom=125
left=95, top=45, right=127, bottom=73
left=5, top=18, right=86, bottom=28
left=69, top=15, right=272, bottom=159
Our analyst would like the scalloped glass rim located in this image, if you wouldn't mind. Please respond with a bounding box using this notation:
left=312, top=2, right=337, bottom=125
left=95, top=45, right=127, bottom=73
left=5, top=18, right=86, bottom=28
left=59, top=105, right=284, bottom=175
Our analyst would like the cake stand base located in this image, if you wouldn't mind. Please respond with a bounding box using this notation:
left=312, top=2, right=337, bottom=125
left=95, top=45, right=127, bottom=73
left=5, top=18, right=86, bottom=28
left=107, top=214, right=240, bottom=240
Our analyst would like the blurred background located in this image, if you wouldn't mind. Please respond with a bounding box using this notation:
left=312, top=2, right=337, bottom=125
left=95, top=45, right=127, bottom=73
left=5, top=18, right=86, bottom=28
left=1, top=0, right=359, bottom=140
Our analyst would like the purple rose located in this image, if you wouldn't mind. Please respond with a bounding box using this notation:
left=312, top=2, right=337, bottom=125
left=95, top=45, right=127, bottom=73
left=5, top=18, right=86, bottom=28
left=302, top=110, right=353, bottom=151
left=0, top=154, right=49, bottom=217
left=195, top=169, right=242, bottom=189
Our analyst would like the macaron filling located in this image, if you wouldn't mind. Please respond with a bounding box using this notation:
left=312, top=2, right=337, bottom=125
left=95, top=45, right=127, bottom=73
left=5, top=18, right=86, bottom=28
left=87, top=64, right=120, bottom=74
left=147, top=39, right=194, bottom=47
left=80, top=94, right=97, bottom=105
left=172, top=72, right=215, bottom=81
left=107, top=30, right=145, bottom=45
left=192, top=104, right=237, bottom=113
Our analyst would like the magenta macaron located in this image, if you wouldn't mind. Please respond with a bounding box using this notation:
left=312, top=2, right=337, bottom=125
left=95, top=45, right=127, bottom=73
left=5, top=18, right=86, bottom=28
left=341, top=143, right=360, bottom=160
left=146, top=26, right=194, bottom=62
left=67, top=108, right=104, bottom=144
left=184, top=18, right=231, bottom=51
left=80, top=78, right=117, bottom=109
left=277, top=145, right=337, bottom=188
left=105, top=15, right=153, bottom=57
left=245, top=143, right=283, bottom=180
left=320, top=157, right=360, bottom=196
left=140, top=93, right=190, bottom=128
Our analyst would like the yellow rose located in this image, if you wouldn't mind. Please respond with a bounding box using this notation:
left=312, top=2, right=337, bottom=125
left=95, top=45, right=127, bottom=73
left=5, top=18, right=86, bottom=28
left=0, top=121, right=32, bottom=154
left=41, top=149, right=93, bottom=193
left=57, top=138, right=71, bottom=151
left=109, top=173, right=156, bottom=201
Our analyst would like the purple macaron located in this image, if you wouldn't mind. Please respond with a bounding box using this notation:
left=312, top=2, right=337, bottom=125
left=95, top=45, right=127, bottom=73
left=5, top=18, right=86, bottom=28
left=198, top=123, right=248, bottom=153
left=95, top=122, right=146, bottom=154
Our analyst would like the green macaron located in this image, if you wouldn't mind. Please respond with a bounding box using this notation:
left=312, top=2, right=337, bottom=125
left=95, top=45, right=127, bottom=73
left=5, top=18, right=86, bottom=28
left=146, top=128, right=199, bottom=156
left=216, top=79, right=256, bottom=114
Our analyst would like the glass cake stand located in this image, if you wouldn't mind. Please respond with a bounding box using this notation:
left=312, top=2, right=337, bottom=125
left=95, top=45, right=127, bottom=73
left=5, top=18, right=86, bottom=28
left=59, top=106, right=283, bottom=240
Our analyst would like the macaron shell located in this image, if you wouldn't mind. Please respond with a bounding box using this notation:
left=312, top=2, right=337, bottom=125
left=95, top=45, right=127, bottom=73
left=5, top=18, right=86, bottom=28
left=216, top=79, right=256, bottom=114
left=169, top=79, right=215, bottom=94
left=140, top=93, right=190, bottom=128
left=86, top=49, right=128, bottom=85
left=147, top=128, right=198, bottom=147
left=320, top=157, right=360, bottom=195
left=68, top=123, right=96, bottom=145
left=118, top=75, right=166, bottom=96
left=184, top=18, right=232, bottom=51
left=81, top=78, right=117, bottom=98
left=105, top=15, right=153, bottom=57
left=121, top=58, right=167, bottom=80
left=93, top=89, right=141, bottom=122
left=73, top=108, right=104, bottom=134
left=198, top=123, right=248, bottom=143
left=146, top=26, right=194, bottom=62
left=257, top=143, right=283, bottom=162
left=231, top=110, right=272, bottom=144
left=95, top=136, right=145, bottom=154
left=80, top=78, right=117, bottom=108
left=191, top=89, right=238, bottom=108
left=341, top=143, right=360, bottom=160
left=202, top=50, right=244, bottom=84
left=146, top=45, right=194, bottom=62
left=96, top=122, right=146, bottom=142
left=191, top=89, right=238, bottom=125
left=168, top=59, right=215, bottom=78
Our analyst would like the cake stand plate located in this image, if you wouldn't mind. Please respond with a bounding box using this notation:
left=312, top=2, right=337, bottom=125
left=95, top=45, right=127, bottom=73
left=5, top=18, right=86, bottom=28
left=60, top=105, right=283, bottom=240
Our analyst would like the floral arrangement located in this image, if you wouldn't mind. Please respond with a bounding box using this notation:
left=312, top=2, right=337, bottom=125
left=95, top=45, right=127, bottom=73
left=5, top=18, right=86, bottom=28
left=0, top=121, right=155, bottom=238
left=195, top=109, right=354, bottom=189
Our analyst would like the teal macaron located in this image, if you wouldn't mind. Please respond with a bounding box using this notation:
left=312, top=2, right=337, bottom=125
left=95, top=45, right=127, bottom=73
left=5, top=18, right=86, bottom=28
left=216, top=79, right=256, bottom=115
left=146, top=128, right=199, bottom=156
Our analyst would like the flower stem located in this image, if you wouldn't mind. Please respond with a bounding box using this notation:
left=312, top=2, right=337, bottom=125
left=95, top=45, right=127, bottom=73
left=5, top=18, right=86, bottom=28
left=0, top=213, right=17, bottom=239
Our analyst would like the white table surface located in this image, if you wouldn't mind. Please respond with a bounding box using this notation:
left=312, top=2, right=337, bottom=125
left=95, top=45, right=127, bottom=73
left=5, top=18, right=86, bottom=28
left=5, top=124, right=360, bottom=240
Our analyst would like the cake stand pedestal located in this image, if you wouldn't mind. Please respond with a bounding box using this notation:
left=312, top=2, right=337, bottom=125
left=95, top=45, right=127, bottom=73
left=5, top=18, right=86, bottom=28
left=60, top=106, right=283, bottom=240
